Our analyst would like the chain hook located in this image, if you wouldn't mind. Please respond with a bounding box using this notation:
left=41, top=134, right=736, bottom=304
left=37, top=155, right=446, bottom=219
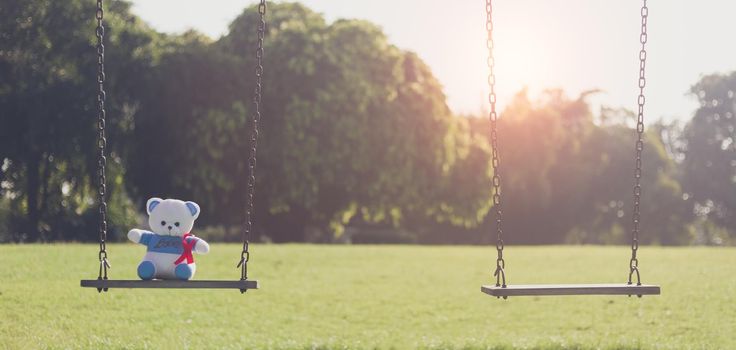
left=493, top=260, right=507, bottom=300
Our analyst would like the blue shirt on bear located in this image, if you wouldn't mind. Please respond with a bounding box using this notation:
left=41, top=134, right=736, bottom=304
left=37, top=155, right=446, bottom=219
left=139, top=232, right=198, bottom=255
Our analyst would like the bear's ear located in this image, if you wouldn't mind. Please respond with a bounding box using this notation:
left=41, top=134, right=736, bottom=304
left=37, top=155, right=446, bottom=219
left=146, top=197, right=163, bottom=215
left=185, top=201, right=200, bottom=219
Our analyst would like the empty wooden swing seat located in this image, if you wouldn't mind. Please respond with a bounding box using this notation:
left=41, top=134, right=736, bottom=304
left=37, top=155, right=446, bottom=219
left=80, top=279, right=258, bottom=291
left=481, top=283, right=660, bottom=297
left=476, top=0, right=660, bottom=300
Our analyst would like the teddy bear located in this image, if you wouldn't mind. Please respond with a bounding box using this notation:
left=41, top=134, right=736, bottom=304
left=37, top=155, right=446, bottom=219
left=127, top=197, right=210, bottom=280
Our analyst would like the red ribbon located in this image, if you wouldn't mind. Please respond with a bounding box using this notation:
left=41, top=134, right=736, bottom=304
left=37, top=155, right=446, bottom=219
left=174, top=233, right=196, bottom=265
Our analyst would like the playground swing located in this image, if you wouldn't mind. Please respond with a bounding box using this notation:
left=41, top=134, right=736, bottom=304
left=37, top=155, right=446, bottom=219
left=480, top=0, right=661, bottom=298
left=80, top=0, right=267, bottom=293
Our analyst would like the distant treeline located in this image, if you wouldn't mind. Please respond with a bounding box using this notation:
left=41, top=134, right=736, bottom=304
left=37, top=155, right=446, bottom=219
left=1, top=1, right=734, bottom=245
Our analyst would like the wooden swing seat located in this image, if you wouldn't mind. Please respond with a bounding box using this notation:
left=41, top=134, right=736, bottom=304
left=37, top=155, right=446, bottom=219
left=81, top=279, right=258, bottom=291
left=481, top=283, right=660, bottom=297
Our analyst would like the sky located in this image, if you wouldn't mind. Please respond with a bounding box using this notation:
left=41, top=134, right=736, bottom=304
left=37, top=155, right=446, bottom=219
left=127, top=0, right=736, bottom=123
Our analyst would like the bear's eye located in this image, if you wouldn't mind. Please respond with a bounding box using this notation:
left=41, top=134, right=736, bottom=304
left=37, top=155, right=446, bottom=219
left=161, top=221, right=166, bottom=226
left=174, top=222, right=180, bottom=227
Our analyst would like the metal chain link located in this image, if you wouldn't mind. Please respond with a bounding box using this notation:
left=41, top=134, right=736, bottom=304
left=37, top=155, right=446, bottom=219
left=237, top=0, right=266, bottom=289
left=628, top=0, right=648, bottom=288
left=95, top=0, right=110, bottom=292
left=485, top=0, right=506, bottom=292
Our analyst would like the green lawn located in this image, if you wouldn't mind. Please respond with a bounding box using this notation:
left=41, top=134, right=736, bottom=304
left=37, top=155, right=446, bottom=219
left=0, top=244, right=734, bottom=349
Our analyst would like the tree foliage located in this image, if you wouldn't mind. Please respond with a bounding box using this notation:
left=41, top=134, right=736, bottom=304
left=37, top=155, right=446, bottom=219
left=0, top=1, right=731, bottom=245
left=466, top=90, right=690, bottom=245
left=681, top=73, right=736, bottom=244
left=130, top=3, right=492, bottom=241
left=0, top=0, right=160, bottom=241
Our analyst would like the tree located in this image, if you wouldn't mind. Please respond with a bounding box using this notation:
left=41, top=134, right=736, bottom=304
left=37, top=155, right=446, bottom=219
left=466, top=90, right=690, bottom=245
left=127, top=3, right=492, bottom=242
left=682, top=73, right=736, bottom=243
left=0, top=0, right=157, bottom=241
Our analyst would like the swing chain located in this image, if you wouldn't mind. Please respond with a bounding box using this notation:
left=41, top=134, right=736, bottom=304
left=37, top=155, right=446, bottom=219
left=628, top=0, right=648, bottom=287
left=95, top=0, right=110, bottom=291
left=238, top=0, right=267, bottom=285
left=485, top=0, right=506, bottom=290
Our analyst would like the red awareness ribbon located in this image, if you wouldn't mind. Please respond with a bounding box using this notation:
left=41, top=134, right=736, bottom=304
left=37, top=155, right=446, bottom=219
left=174, top=233, right=196, bottom=265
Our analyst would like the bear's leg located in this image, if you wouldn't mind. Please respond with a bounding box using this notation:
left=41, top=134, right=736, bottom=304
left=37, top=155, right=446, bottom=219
left=137, top=260, right=156, bottom=280
left=174, top=263, right=193, bottom=280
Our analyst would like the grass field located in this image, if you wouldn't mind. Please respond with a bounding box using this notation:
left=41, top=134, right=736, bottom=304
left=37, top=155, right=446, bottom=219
left=0, top=244, right=734, bottom=349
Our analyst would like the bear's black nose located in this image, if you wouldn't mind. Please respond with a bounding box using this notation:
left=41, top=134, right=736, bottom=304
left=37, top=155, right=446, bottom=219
left=168, top=225, right=172, bottom=230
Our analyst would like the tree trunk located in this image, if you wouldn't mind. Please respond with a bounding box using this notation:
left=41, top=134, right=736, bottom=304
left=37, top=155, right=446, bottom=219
left=26, top=153, right=41, bottom=242
left=38, top=154, right=52, bottom=241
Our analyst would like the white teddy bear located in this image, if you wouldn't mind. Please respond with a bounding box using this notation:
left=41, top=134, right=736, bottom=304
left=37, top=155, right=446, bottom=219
left=128, top=197, right=210, bottom=280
